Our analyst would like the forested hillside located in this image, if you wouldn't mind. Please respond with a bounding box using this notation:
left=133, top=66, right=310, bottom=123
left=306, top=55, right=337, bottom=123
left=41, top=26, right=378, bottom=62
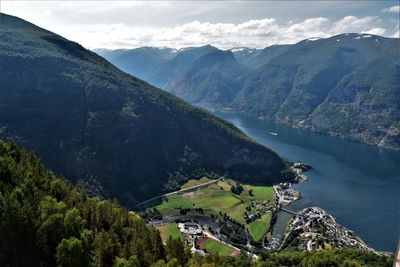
left=0, top=140, right=394, bottom=266
left=168, top=50, right=250, bottom=107
left=99, top=34, right=399, bottom=150
left=0, top=13, right=288, bottom=206
left=231, top=34, right=400, bottom=149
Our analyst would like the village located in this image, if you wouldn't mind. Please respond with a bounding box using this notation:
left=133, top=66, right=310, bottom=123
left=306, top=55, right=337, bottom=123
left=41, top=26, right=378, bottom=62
left=281, top=207, right=375, bottom=252
left=273, top=182, right=301, bottom=207
left=175, top=221, right=241, bottom=257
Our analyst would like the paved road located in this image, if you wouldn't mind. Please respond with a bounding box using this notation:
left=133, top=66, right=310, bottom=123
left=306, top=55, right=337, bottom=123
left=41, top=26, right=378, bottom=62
left=136, top=177, right=223, bottom=207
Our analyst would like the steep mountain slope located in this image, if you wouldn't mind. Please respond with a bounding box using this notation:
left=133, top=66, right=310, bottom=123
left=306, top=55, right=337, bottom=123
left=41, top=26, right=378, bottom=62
left=148, top=45, right=219, bottom=89
left=230, top=47, right=261, bottom=66
left=231, top=34, right=400, bottom=149
left=231, top=45, right=290, bottom=69
left=169, top=50, right=250, bottom=108
left=0, top=13, right=288, bottom=206
left=94, top=47, right=176, bottom=80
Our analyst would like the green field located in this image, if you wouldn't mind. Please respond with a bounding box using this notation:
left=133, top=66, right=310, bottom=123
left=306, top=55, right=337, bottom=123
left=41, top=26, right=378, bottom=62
left=181, top=177, right=210, bottom=189
left=247, top=213, right=272, bottom=241
left=243, top=184, right=274, bottom=202
left=156, top=223, right=183, bottom=242
left=200, top=239, right=234, bottom=256
left=153, top=178, right=274, bottom=226
left=156, top=194, right=194, bottom=212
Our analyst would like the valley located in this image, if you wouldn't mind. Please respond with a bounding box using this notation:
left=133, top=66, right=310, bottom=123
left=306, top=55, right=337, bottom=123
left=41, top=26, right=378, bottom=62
left=142, top=176, right=288, bottom=254
left=141, top=169, right=378, bottom=256
left=98, top=34, right=400, bottom=150
left=215, top=111, right=400, bottom=253
left=0, top=4, right=398, bottom=266
left=0, top=13, right=288, bottom=207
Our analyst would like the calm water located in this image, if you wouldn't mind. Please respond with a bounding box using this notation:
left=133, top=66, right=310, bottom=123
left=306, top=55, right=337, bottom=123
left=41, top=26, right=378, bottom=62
left=214, top=111, right=400, bottom=252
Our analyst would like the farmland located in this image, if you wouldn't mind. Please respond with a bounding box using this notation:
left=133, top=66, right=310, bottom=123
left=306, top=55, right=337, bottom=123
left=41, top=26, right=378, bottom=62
left=247, top=212, right=273, bottom=241
left=151, top=178, right=275, bottom=242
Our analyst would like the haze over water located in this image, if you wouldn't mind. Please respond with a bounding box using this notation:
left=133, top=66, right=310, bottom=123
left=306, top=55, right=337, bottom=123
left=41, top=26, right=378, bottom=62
left=215, top=111, right=400, bottom=252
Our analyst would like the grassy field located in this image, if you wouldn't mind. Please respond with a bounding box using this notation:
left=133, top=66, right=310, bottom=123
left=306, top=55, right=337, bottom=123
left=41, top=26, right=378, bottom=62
left=156, top=223, right=183, bottom=242
left=181, top=177, right=210, bottom=189
left=243, top=184, right=274, bottom=202
left=200, top=239, right=235, bottom=256
left=247, top=212, right=272, bottom=241
left=153, top=178, right=274, bottom=226
left=156, top=194, right=194, bottom=213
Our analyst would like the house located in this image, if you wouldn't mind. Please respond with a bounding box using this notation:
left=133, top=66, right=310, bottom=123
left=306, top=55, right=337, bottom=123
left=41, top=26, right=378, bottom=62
left=178, top=222, right=203, bottom=236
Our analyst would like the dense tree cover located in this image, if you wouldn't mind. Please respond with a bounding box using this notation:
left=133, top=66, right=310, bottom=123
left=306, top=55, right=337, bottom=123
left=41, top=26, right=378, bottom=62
left=0, top=140, right=394, bottom=266
left=0, top=13, right=288, bottom=207
left=0, top=140, right=167, bottom=267
left=230, top=183, right=244, bottom=195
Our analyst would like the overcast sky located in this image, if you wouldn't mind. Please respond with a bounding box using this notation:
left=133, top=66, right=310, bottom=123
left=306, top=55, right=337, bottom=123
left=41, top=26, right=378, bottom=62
left=1, top=1, right=399, bottom=49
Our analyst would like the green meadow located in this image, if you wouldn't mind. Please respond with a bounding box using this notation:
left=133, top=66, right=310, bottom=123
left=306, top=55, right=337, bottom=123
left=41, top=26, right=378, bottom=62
left=156, top=223, right=183, bottom=242
left=247, top=212, right=273, bottom=241
left=156, top=178, right=274, bottom=240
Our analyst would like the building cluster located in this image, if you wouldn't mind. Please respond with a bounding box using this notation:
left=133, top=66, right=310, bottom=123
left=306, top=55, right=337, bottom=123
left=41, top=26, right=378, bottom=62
left=244, top=200, right=275, bottom=223
left=283, top=207, right=375, bottom=252
left=274, top=183, right=300, bottom=206
left=177, top=222, right=208, bottom=255
left=178, top=222, right=203, bottom=237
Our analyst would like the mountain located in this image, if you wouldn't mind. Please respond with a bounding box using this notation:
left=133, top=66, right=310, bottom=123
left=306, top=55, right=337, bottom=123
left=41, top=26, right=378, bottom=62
left=0, top=13, right=289, bottom=206
left=94, top=47, right=176, bottom=80
left=231, top=45, right=290, bottom=69
left=169, top=49, right=250, bottom=108
left=108, top=45, right=252, bottom=108
left=231, top=33, right=400, bottom=149
left=0, top=140, right=393, bottom=267
left=229, top=47, right=261, bottom=66
left=148, top=45, right=220, bottom=89
left=92, top=34, right=399, bottom=149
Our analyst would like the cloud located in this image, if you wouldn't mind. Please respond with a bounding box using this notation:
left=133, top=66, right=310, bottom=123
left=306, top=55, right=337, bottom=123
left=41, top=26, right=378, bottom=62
left=330, top=16, right=382, bottom=34
left=57, top=15, right=386, bottom=49
left=382, top=5, right=400, bottom=13
left=0, top=1, right=390, bottom=49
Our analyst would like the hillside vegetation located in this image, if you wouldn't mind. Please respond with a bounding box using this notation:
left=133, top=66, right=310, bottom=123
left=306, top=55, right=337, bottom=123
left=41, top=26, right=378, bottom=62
left=100, top=34, right=400, bottom=150
left=232, top=34, right=400, bottom=149
left=0, top=140, right=394, bottom=266
left=0, top=13, right=289, bottom=206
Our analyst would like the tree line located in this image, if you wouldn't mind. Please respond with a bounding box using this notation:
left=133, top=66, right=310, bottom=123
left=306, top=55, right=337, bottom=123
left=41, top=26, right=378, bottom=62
left=0, top=140, right=393, bottom=267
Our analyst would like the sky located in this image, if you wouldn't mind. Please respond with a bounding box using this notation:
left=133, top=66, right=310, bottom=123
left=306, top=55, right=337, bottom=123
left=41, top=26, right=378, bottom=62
left=1, top=1, right=399, bottom=49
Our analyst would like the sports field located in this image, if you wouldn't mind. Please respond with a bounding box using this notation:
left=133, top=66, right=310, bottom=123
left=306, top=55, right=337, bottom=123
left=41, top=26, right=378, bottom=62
left=197, top=238, right=238, bottom=256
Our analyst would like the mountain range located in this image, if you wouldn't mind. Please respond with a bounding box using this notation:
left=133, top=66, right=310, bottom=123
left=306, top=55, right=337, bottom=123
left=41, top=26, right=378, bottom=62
left=97, top=34, right=400, bottom=150
left=0, top=13, right=289, bottom=206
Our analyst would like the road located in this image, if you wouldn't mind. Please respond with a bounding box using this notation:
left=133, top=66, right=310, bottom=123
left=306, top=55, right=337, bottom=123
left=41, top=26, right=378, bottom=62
left=136, top=177, right=223, bottom=207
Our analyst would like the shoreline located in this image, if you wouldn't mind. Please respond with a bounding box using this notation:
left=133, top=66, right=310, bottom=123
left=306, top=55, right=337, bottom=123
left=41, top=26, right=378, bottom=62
left=270, top=163, right=380, bottom=255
